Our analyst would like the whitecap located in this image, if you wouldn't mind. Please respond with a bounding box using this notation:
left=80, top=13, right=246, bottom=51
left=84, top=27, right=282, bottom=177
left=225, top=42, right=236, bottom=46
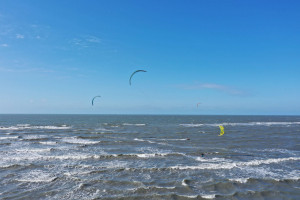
left=134, top=138, right=156, bottom=144
left=182, top=179, right=189, bottom=186
left=201, top=194, right=216, bottom=199
left=171, top=157, right=300, bottom=170
left=17, top=170, right=57, bottom=183
left=195, top=157, right=227, bottom=162
left=39, top=141, right=57, bottom=145
left=0, top=125, right=71, bottom=130
left=184, top=195, right=199, bottom=199
left=134, top=138, right=145, bottom=142
left=136, top=153, right=168, bottom=158
left=61, top=137, right=100, bottom=144
left=0, top=136, right=19, bottom=140
left=32, top=125, right=72, bottom=129
left=229, top=178, right=249, bottom=183
left=155, top=186, right=176, bottom=189
left=15, top=148, right=52, bottom=153
left=180, top=124, right=204, bottom=127
left=123, top=123, right=146, bottom=126
left=2, top=153, right=98, bottom=162
left=22, top=135, right=49, bottom=140
left=158, top=138, right=190, bottom=141
left=94, top=128, right=113, bottom=133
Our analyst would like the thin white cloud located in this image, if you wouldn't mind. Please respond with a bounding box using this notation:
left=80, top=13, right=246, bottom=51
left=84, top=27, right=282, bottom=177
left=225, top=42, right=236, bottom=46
left=86, top=35, right=101, bottom=43
left=16, top=34, right=24, bottom=39
left=179, top=83, right=247, bottom=96
left=29, top=24, right=51, bottom=40
left=1, top=43, right=8, bottom=47
left=0, top=67, right=54, bottom=73
left=71, top=35, right=101, bottom=48
left=72, top=38, right=88, bottom=48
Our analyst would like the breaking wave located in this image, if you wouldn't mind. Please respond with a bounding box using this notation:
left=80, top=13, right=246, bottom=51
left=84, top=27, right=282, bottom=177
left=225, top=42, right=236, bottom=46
left=123, top=123, right=146, bottom=126
left=0, top=124, right=71, bottom=130
left=16, top=170, right=57, bottom=183
left=61, top=137, right=101, bottom=144
left=171, top=157, right=300, bottom=170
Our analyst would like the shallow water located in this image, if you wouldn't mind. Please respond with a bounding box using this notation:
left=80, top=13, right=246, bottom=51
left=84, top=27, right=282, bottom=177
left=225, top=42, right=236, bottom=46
left=0, top=114, right=299, bottom=199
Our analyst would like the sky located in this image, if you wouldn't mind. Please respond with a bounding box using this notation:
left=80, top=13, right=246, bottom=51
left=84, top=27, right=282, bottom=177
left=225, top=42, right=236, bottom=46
left=0, top=0, right=300, bottom=115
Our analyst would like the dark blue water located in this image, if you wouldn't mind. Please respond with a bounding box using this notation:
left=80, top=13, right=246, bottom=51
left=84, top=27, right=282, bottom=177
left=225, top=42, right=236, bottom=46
left=0, top=115, right=299, bottom=199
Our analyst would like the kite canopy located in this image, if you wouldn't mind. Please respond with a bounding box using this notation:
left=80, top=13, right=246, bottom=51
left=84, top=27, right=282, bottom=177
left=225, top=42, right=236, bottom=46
left=92, top=96, right=101, bottom=106
left=218, top=125, right=224, bottom=136
left=129, top=70, right=147, bottom=85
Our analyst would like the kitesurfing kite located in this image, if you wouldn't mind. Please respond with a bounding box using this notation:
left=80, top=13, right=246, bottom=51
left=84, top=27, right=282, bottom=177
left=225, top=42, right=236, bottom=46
left=218, top=125, right=225, bottom=136
left=92, top=96, right=101, bottom=106
left=129, top=70, right=147, bottom=85
left=197, top=102, right=201, bottom=108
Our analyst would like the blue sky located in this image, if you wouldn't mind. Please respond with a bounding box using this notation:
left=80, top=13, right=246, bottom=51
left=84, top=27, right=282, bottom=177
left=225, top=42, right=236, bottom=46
left=0, top=0, right=299, bottom=114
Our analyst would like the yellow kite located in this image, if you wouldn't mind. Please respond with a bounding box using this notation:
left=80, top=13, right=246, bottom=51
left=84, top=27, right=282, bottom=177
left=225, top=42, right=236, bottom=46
left=218, top=125, right=224, bottom=136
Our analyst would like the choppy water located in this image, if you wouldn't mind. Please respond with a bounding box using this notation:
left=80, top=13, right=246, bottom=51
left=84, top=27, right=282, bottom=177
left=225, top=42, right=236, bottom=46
left=0, top=114, right=299, bottom=200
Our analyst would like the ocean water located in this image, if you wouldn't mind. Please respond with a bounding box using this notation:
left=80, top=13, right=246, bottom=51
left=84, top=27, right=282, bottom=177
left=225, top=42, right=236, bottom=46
left=0, top=114, right=299, bottom=200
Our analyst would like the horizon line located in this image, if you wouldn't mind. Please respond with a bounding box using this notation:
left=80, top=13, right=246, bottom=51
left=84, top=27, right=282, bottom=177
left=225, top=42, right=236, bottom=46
left=0, top=113, right=300, bottom=116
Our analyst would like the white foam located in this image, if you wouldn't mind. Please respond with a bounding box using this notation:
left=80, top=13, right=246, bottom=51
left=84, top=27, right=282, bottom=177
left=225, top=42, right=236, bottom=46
left=244, top=157, right=300, bottom=166
left=171, top=157, right=300, bottom=170
left=224, top=122, right=300, bottom=126
left=17, top=124, right=30, bottom=127
left=128, top=185, right=176, bottom=192
left=286, top=170, right=300, bottom=181
left=0, top=136, right=19, bottom=140
left=195, top=157, right=206, bottom=161
left=175, top=194, right=199, bottom=199
left=31, top=125, right=71, bottom=129
left=44, top=154, right=102, bottom=160
left=62, top=137, right=100, bottom=144
left=91, top=189, right=101, bottom=199
left=39, top=141, right=57, bottom=145
left=182, top=179, right=189, bottom=186
left=134, top=138, right=145, bottom=142
left=196, top=157, right=227, bottom=162
left=17, top=170, right=57, bottom=183
left=155, top=186, right=176, bottom=189
left=159, top=138, right=189, bottom=141
left=136, top=153, right=156, bottom=158
left=123, top=123, right=146, bottom=126
left=259, top=148, right=298, bottom=155
left=229, top=178, right=249, bottom=183
left=134, top=138, right=156, bottom=144
left=99, top=160, right=129, bottom=169
left=22, top=135, right=49, bottom=140
left=187, top=195, right=199, bottom=198
left=136, top=153, right=169, bottom=158
left=95, top=128, right=113, bottom=132
left=201, top=194, right=216, bottom=199
left=15, top=148, right=52, bottom=153
left=0, top=163, right=31, bottom=168
left=180, top=124, right=204, bottom=127
left=0, top=126, right=20, bottom=130
left=2, top=153, right=98, bottom=162
left=0, top=125, right=71, bottom=130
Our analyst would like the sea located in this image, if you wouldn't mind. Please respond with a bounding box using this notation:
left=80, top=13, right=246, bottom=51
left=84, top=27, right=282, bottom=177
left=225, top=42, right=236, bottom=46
left=0, top=114, right=299, bottom=200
